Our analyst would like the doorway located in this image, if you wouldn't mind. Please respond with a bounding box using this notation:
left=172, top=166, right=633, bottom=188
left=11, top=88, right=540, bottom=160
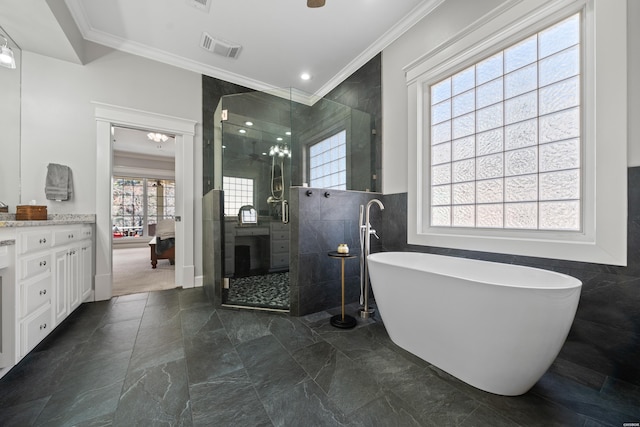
left=94, top=103, right=197, bottom=301
left=110, top=127, right=178, bottom=296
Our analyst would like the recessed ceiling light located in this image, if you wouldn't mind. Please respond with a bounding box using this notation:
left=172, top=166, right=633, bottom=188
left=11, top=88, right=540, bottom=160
left=245, top=121, right=253, bottom=126
left=277, top=137, right=283, bottom=141
left=300, top=73, right=311, bottom=81
left=238, top=129, right=246, bottom=134
left=286, top=131, right=291, bottom=136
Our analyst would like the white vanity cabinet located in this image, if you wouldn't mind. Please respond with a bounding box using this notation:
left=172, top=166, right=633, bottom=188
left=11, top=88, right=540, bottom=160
left=0, top=219, right=95, bottom=380
left=17, top=224, right=94, bottom=357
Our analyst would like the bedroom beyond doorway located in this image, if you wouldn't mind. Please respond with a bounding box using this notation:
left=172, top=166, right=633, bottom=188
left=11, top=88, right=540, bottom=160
left=112, top=246, right=176, bottom=296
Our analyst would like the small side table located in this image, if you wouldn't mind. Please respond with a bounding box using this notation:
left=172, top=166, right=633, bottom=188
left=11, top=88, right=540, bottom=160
left=328, top=251, right=358, bottom=329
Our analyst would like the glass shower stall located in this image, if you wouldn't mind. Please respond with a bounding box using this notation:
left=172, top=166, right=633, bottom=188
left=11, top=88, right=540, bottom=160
left=203, top=88, right=373, bottom=312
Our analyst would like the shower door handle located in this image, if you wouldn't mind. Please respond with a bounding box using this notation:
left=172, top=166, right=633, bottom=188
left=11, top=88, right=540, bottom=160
left=282, top=200, right=289, bottom=224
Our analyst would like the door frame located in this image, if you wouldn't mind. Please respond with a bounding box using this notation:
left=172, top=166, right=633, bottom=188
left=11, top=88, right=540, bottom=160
left=94, top=103, right=197, bottom=300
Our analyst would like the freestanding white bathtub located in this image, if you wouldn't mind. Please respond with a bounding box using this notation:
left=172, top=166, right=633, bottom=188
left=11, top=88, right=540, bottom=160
left=367, top=251, right=582, bottom=396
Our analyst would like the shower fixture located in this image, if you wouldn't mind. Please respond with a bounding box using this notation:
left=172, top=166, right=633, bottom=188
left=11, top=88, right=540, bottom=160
left=359, top=199, right=384, bottom=318
left=268, top=144, right=290, bottom=223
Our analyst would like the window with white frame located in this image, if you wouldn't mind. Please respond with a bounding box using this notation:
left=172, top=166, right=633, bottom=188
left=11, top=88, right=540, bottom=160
left=406, top=0, right=627, bottom=266
left=223, top=176, right=254, bottom=216
left=429, top=14, right=581, bottom=231
left=309, top=130, right=347, bottom=190
left=112, top=177, right=175, bottom=238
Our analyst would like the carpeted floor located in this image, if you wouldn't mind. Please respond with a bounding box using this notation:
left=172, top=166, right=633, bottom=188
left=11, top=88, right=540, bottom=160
left=226, top=272, right=289, bottom=309
left=112, top=247, right=176, bottom=296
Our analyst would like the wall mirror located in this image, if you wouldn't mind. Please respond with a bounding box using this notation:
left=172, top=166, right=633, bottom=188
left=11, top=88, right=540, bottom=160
left=0, top=26, right=21, bottom=209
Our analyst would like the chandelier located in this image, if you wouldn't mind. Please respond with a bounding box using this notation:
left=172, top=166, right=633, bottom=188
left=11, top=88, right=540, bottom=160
left=147, top=132, right=169, bottom=143
left=269, top=144, right=291, bottom=158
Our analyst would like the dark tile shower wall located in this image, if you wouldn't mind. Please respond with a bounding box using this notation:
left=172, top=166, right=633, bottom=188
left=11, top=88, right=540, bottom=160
left=201, top=56, right=383, bottom=314
left=289, top=188, right=383, bottom=316
left=324, top=54, right=382, bottom=193
left=202, top=190, right=224, bottom=305
left=380, top=166, right=640, bottom=389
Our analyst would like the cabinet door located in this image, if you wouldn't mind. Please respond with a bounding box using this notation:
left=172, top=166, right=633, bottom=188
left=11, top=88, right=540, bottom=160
left=68, top=248, right=80, bottom=312
left=80, top=243, right=93, bottom=301
left=54, top=249, right=68, bottom=325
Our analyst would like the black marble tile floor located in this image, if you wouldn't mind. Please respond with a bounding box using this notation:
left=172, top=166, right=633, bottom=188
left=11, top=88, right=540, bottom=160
left=0, top=287, right=637, bottom=426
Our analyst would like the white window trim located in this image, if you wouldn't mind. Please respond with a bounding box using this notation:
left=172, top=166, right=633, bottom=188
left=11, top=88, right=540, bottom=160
left=406, top=0, right=627, bottom=265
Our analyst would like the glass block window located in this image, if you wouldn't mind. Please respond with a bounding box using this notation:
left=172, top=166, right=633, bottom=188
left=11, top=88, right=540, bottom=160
left=429, top=14, right=581, bottom=231
left=309, top=130, right=347, bottom=190
left=223, top=176, right=254, bottom=216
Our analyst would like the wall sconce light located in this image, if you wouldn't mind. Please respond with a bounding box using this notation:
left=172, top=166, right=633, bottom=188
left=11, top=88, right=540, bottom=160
left=0, top=36, right=16, bottom=69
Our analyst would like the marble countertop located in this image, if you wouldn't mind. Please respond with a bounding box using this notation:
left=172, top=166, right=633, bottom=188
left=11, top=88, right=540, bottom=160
left=0, top=213, right=96, bottom=228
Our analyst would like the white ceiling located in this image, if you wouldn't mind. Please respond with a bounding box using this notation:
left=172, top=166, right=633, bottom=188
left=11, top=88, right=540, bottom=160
left=0, top=0, right=443, bottom=98
left=113, top=126, right=176, bottom=159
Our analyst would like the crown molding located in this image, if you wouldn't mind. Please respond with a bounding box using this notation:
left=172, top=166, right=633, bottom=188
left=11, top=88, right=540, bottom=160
left=314, top=0, right=445, bottom=100
left=67, top=0, right=444, bottom=104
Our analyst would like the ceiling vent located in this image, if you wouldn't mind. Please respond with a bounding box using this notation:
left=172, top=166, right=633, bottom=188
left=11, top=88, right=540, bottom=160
left=200, top=32, right=242, bottom=59
left=186, top=0, right=212, bottom=13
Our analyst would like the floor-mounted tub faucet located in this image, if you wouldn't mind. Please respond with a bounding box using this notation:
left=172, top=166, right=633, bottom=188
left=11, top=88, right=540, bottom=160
left=359, top=198, right=384, bottom=319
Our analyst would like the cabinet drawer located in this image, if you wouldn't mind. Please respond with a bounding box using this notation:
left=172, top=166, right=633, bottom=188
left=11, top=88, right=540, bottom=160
left=22, top=305, right=52, bottom=356
left=79, top=226, right=92, bottom=240
left=271, top=232, right=289, bottom=241
left=20, top=230, right=52, bottom=254
left=271, top=253, right=289, bottom=267
left=22, top=273, right=52, bottom=317
left=235, top=227, right=269, bottom=237
left=271, top=240, right=290, bottom=254
left=0, top=245, right=8, bottom=269
left=270, top=222, right=289, bottom=232
left=53, top=228, right=81, bottom=246
left=20, top=253, right=52, bottom=280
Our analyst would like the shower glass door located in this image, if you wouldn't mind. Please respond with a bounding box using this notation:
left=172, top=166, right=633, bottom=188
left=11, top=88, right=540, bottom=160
left=218, top=90, right=292, bottom=311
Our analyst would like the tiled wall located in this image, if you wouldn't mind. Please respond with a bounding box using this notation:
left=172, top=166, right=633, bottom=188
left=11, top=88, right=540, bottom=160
left=202, top=189, right=224, bottom=304
left=286, top=54, right=383, bottom=315
left=289, top=187, right=383, bottom=316
left=380, top=166, right=640, bottom=388
left=324, top=53, right=382, bottom=192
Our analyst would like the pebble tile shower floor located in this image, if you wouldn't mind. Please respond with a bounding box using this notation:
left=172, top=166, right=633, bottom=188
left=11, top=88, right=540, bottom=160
left=0, top=287, right=637, bottom=426
left=226, top=272, right=289, bottom=309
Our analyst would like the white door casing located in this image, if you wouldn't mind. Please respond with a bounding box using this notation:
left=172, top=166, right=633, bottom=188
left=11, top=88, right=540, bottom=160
left=94, top=103, right=197, bottom=300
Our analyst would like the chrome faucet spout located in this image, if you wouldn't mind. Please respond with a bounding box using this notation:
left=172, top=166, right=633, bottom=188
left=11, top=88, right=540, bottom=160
left=366, top=199, right=385, bottom=211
